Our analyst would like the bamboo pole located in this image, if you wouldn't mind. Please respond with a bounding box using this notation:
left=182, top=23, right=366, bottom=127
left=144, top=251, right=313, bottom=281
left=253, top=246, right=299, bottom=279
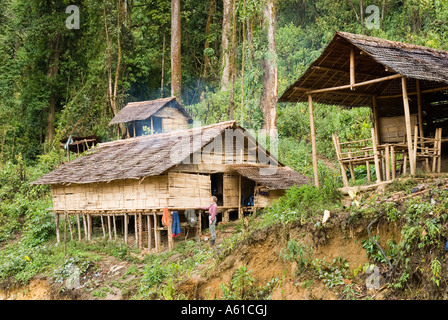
left=68, top=214, right=73, bottom=241
left=372, top=128, right=382, bottom=183
left=77, top=214, right=81, bottom=241
left=308, top=95, right=320, bottom=187
left=88, top=215, right=92, bottom=241
left=350, top=47, right=355, bottom=90
left=147, top=214, right=152, bottom=250
left=64, top=212, right=67, bottom=257
left=82, top=214, right=88, bottom=240
left=332, top=134, right=349, bottom=187
left=306, top=73, right=402, bottom=95
left=138, top=213, right=143, bottom=249
left=413, top=125, right=419, bottom=171
left=107, top=215, right=112, bottom=241
left=113, top=214, right=117, bottom=241
left=402, top=77, right=416, bottom=175
left=238, top=175, right=242, bottom=219
left=134, top=213, right=138, bottom=247
left=372, top=96, right=380, bottom=144
left=437, top=128, right=442, bottom=173
left=101, top=214, right=106, bottom=238
left=167, top=212, right=173, bottom=251
left=154, top=212, right=160, bottom=253
left=55, top=214, right=60, bottom=243
left=124, top=213, right=128, bottom=244
left=385, top=144, right=390, bottom=181
left=391, top=146, right=396, bottom=180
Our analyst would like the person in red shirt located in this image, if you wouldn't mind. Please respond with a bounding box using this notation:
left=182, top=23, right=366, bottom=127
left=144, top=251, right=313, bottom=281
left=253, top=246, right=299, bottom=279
left=200, top=196, right=218, bottom=246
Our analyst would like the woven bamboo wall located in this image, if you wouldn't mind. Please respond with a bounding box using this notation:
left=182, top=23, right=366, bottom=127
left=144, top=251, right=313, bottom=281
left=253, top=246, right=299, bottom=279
left=51, top=175, right=169, bottom=211
left=168, top=172, right=211, bottom=208
left=254, top=187, right=284, bottom=208
left=153, top=107, right=189, bottom=132
left=224, top=173, right=239, bottom=207
left=379, top=114, right=418, bottom=143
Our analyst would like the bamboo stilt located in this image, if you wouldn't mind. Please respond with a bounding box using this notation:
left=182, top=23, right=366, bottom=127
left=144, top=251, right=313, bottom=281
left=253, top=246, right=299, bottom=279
left=391, top=146, right=396, bottom=180
left=385, top=144, right=390, bottom=181
left=101, top=214, right=106, bottom=238
left=402, top=77, right=416, bottom=175
left=308, top=95, right=319, bottom=187
left=138, top=213, right=143, bottom=249
left=372, top=128, right=382, bottom=183
left=134, top=214, right=138, bottom=247
left=68, top=214, right=73, bottom=241
left=77, top=214, right=82, bottom=241
left=108, top=215, right=112, bottom=241
left=147, top=214, right=152, bottom=250
left=82, top=214, right=87, bottom=240
left=113, top=214, right=117, bottom=241
left=124, top=214, right=128, bottom=244
left=55, top=214, right=60, bottom=243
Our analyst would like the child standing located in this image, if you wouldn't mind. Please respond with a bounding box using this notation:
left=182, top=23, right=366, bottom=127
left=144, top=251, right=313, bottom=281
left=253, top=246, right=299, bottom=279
left=200, top=196, right=218, bottom=246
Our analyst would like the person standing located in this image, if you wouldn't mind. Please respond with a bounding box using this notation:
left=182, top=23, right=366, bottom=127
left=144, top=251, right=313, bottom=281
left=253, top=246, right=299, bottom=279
left=200, top=196, right=218, bottom=246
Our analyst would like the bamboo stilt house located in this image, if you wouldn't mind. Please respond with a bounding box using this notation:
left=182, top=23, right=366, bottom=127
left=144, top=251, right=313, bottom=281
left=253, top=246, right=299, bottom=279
left=279, top=31, right=448, bottom=185
left=32, top=121, right=310, bottom=252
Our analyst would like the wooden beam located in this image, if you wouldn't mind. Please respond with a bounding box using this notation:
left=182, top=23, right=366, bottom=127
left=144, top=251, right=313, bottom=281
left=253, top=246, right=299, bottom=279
left=107, top=215, right=112, bottom=241
left=377, top=85, right=448, bottom=99
left=124, top=213, right=128, bottom=244
left=147, top=214, right=152, bottom=250
left=308, top=95, right=320, bottom=187
left=350, top=47, right=355, bottom=90
left=113, top=213, right=117, bottom=241
left=305, top=73, right=402, bottom=95
left=402, top=76, right=416, bottom=175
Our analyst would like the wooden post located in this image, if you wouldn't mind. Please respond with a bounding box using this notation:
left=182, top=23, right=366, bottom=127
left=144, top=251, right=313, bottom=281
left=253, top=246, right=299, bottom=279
left=372, top=96, right=380, bottom=144
left=308, top=95, right=320, bottom=187
left=55, top=213, right=60, bottom=243
left=413, top=125, right=419, bottom=171
left=138, top=213, right=143, bottom=249
left=77, top=214, right=82, bottom=241
left=147, top=214, right=152, bottom=250
left=167, top=211, right=173, bottom=251
left=437, top=128, right=442, bottom=173
left=391, top=146, right=396, bottom=180
left=416, top=80, right=424, bottom=139
left=101, top=214, right=106, bottom=238
left=107, top=215, right=112, bottom=241
left=68, top=214, right=73, bottom=241
left=154, top=212, right=160, bottom=253
left=385, top=144, right=390, bottom=181
left=124, top=213, right=128, bottom=244
left=350, top=47, right=355, bottom=90
left=113, top=214, right=117, bottom=241
left=238, top=175, right=242, bottom=219
left=402, top=76, right=416, bottom=175
left=197, top=210, right=202, bottom=237
left=332, top=134, right=349, bottom=187
left=64, top=212, right=67, bottom=257
left=82, top=214, right=87, bottom=240
left=134, top=213, right=138, bottom=247
left=371, top=128, right=382, bottom=183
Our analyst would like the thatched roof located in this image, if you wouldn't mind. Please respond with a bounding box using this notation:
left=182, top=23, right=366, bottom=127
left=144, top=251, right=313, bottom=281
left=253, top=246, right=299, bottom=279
left=279, top=31, right=448, bottom=108
left=230, top=164, right=311, bottom=190
left=108, top=97, right=192, bottom=125
left=33, top=121, right=237, bottom=185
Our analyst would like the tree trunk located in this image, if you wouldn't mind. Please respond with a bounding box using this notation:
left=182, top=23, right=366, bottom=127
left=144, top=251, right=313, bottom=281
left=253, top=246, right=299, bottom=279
left=228, top=0, right=237, bottom=120
left=220, top=0, right=232, bottom=91
left=360, top=0, right=365, bottom=28
left=259, top=0, right=278, bottom=140
left=202, top=0, right=216, bottom=79
left=171, top=0, right=182, bottom=100
left=46, top=33, right=61, bottom=143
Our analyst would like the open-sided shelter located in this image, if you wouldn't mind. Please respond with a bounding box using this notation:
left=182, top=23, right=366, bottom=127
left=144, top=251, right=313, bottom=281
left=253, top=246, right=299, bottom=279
left=279, top=31, right=448, bottom=186
left=32, top=121, right=310, bottom=252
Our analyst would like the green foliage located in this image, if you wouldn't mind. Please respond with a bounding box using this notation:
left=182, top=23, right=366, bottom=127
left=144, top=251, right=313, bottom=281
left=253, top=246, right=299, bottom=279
left=219, top=265, right=278, bottom=300
left=312, top=257, right=350, bottom=288
left=362, top=235, right=388, bottom=264
left=280, top=239, right=313, bottom=273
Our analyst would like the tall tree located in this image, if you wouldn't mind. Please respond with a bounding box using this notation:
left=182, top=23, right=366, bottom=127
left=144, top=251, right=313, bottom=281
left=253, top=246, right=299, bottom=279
left=171, top=0, right=182, bottom=100
left=220, top=0, right=232, bottom=91
left=259, top=0, right=278, bottom=139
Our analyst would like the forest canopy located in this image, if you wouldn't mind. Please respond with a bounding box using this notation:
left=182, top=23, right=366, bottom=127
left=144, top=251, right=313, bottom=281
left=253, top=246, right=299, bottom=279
left=0, top=0, right=447, bottom=164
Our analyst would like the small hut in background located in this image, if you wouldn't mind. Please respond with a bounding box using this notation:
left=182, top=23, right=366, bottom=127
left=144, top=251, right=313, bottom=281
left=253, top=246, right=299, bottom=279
left=32, top=121, right=310, bottom=252
left=279, top=31, right=448, bottom=187
left=109, top=97, right=193, bottom=138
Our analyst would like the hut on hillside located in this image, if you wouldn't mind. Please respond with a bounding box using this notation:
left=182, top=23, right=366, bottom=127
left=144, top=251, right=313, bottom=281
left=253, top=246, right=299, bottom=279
left=32, top=121, right=310, bottom=252
left=109, top=97, right=193, bottom=138
left=279, top=31, right=448, bottom=187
